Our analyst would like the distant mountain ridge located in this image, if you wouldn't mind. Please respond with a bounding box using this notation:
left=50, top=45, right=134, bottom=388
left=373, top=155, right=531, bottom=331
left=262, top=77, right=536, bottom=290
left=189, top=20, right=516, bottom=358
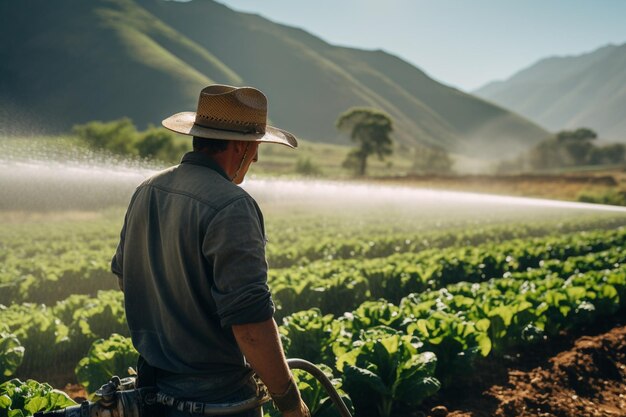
left=474, top=43, right=626, bottom=141
left=0, top=0, right=548, bottom=158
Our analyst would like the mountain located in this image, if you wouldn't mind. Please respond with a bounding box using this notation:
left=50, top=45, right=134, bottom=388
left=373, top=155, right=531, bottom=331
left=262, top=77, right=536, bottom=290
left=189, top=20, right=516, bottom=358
left=0, top=0, right=548, bottom=158
left=474, top=43, right=626, bottom=141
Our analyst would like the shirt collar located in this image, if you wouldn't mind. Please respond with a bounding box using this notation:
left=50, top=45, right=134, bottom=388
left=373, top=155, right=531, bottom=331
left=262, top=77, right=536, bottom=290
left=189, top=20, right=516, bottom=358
left=180, top=151, right=231, bottom=181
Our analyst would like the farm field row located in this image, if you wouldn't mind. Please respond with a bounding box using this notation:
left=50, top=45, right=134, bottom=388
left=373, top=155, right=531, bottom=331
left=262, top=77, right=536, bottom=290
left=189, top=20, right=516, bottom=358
left=1, top=211, right=625, bottom=305
left=2, top=223, right=625, bottom=417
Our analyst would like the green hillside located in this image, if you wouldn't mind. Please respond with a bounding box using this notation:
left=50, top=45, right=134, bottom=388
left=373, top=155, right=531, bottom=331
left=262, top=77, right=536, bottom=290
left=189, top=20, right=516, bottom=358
left=0, top=0, right=237, bottom=129
left=0, top=0, right=548, bottom=158
left=474, top=43, right=626, bottom=141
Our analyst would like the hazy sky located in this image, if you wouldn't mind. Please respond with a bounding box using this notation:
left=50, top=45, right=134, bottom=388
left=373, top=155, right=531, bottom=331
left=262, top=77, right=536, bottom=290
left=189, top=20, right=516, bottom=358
left=217, top=0, right=626, bottom=91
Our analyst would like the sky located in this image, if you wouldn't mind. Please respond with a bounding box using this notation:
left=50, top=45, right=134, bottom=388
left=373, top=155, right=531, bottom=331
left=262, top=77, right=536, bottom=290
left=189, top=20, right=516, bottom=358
left=216, top=0, right=626, bottom=92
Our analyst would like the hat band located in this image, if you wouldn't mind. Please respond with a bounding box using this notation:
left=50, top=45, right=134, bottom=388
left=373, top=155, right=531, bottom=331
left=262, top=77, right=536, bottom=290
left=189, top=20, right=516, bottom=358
left=194, top=113, right=266, bottom=134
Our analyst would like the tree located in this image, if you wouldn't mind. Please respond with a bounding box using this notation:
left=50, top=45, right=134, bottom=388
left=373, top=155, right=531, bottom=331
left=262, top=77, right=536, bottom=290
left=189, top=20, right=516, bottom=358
left=336, top=108, right=393, bottom=176
left=556, top=127, right=597, bottom=142
left=499, top=126, right=626, bottom=173
left=556, top=127, right=597, bottom=165
left=412, top=144, right=454, bottom=174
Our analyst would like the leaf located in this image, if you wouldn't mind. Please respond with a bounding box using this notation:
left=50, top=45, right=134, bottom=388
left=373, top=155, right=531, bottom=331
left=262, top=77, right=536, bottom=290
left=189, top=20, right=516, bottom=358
left=343, top=364, right=389, bottom=396
left=476, top=333, right=492, bottom=356
left=336, top=348, right=360, bottom=373
left=487, top=306, right=514, bottom=327
left=393, top=375, right=440, bottom=406
left=24, top=396, right=48, bottom=414
left=0, top=394, right=13, bottom=409
left=397, top=351, right=437, bottom=383
left=475, top=318, right=490, bottom=332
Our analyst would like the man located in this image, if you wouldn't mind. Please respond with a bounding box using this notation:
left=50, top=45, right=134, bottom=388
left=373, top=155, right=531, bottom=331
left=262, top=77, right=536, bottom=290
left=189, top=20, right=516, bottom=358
left=111, top=85, right=310, bottom=417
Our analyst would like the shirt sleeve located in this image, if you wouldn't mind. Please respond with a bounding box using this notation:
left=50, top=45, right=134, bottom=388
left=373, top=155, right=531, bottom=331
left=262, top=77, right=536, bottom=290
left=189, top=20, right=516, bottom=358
left=203, top=196, right=274, bottom=328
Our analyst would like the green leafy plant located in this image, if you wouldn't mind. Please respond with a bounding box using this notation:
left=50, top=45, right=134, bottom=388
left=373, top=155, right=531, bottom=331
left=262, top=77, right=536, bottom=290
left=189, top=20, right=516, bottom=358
left=75, top=334, right=138, bottom=394
left=0, top=329, right=24, bottom=380
left=406, top=311, right=490, bottom=385
left=336, top=334, right=440, bottom=417
left=348, top=300, right=406, bottom=332
left=280, top=309, right=341, bottom=367
left=0, top=379, right=75, bottom=417
left=0, top=304, right=70, bottom=378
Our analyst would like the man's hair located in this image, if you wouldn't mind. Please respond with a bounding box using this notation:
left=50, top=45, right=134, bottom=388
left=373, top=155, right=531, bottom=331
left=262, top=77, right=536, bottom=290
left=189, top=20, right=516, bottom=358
left=193, top=137, right=230, bottom=154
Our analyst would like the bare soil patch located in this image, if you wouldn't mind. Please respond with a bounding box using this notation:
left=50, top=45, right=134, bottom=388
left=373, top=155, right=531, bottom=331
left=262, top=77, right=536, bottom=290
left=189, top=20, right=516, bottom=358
left=419, top=323, right=626, bottom=417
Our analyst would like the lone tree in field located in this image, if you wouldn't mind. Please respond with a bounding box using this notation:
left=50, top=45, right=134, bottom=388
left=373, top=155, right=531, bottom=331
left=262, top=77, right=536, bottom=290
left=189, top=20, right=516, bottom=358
left=336, top=108, right=393, bottom=176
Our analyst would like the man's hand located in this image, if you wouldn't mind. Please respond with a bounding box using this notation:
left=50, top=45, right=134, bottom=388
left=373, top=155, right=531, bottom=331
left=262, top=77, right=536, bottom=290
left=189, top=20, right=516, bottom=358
left=231, top=319, right=310, bottom=417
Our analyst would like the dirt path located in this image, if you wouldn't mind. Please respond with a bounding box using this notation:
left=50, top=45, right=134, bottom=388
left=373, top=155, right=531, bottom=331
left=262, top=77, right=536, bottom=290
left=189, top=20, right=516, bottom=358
left=421, top=324, right=626, bottom=417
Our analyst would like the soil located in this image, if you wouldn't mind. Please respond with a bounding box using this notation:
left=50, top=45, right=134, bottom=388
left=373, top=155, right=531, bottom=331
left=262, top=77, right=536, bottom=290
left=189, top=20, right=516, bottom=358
left=63, top=383, right=87, bottom=403
left=418, top=324, right=626, bottom=417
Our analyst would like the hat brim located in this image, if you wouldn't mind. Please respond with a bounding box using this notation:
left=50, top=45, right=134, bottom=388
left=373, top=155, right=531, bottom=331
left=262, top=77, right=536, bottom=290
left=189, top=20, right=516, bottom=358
left=162, top=112, right=298, bottom=149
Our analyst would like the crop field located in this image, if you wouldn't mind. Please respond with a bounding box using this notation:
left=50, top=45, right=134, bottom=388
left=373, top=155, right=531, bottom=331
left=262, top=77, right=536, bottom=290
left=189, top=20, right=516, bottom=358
left=1, top=153, right=626, bottom=416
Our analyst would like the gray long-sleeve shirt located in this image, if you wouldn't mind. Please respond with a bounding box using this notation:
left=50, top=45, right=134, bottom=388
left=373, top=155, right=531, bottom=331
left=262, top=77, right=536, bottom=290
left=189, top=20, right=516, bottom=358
left=111, top=151, right=274, bottom=400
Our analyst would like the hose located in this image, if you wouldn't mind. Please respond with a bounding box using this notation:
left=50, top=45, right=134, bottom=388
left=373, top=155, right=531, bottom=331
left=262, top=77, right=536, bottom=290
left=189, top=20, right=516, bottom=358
left=287, top=358, right=353, bottom=417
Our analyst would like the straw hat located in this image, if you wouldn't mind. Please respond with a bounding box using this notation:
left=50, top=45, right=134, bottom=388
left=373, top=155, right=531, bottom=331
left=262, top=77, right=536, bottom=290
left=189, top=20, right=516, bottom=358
left=162, top=85, right=298, bottom=148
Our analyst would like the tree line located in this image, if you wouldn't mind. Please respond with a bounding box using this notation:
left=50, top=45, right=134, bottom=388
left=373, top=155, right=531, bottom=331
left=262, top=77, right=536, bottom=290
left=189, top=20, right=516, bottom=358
left=72, top=110, right=456, bottom=176
left=499, top=128, right=626, bottom=173
left=70, top=117, right=623, bottom=178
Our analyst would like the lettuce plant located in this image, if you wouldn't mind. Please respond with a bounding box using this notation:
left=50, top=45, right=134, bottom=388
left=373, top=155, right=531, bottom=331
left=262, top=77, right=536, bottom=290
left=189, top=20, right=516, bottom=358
left=336, top=334, right=440, bottom=417
left=0, top=379, right=75, bottom=417
left=406, top=311, right=490, bottom=386
left=280, top=309, right=342, bottom=367
left=75, top=333, right=138, bottom=394
left=0, top=326, right=24, bottom=379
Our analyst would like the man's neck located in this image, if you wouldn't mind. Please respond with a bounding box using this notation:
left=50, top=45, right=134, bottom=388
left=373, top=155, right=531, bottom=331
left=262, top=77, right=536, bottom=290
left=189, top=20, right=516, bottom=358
left=197, top=147, right=238, bottom=182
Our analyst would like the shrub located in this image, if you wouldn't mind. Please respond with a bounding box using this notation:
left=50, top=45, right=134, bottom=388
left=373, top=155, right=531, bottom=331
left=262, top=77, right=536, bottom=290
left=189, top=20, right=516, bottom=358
left=72, top=118, right=138, bottom=155
left=577, top=189, right=626, bottom=206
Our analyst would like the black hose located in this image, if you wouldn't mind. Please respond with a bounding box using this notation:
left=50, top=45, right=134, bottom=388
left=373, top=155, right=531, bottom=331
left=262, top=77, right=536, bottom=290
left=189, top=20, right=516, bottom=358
left=287, top=358, right=353, bottom=417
